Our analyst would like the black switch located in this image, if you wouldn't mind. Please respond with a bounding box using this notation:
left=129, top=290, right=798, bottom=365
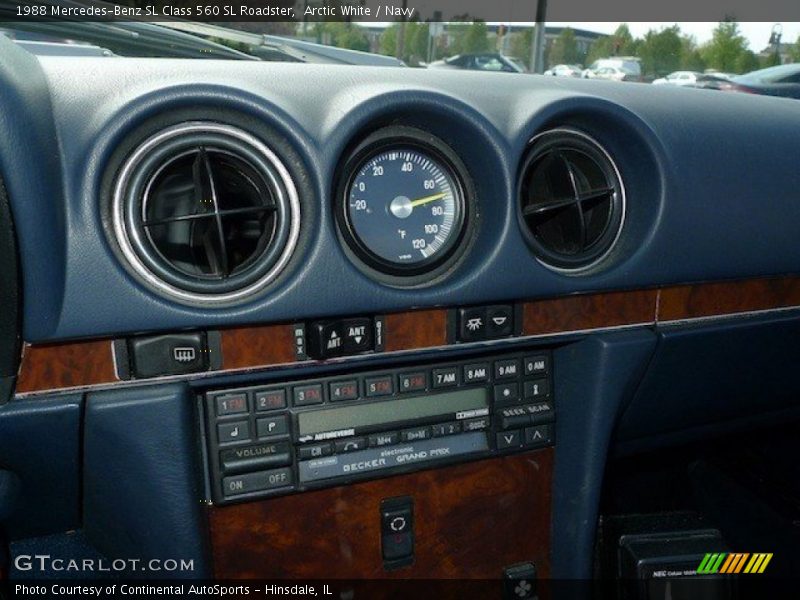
left=306, top=321, right=345, bottom=360
left=382, top=531, right=414, bottom=562
left=503, top=562, right=537, bottom=600
left=486, top=304, right=514, bottom=338
left=381, top=497, right=414, bottom=569
left=341, top=317, right=373, bottom=353
left=129, top=332, right=208, bottom=378
left=458, top=307, right=486, bottom=342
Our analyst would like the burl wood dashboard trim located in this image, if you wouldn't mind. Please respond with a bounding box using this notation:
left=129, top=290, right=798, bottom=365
left=208, top=449, right=553, bottom=579
left=15, top=275, right=800, bottom=395
left=16, top=340, right=118, bottom=394
left=657, top=277, right=800, bottom=322
left=522, top=289, right=657, bottom=336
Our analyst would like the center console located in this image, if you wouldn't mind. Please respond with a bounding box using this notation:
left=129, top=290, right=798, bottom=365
left=203, top=351, right=555, bottom=505
left=202, top=348, right=556, bottom=582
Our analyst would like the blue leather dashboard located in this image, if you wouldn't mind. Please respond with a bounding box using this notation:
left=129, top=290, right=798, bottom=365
left=2, top=37, right=800, bottom=342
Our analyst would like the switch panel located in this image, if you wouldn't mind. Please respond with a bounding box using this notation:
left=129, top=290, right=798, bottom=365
left=503, top=562, right=538, bottom=600
left=381, top=496, right=414, bottom=569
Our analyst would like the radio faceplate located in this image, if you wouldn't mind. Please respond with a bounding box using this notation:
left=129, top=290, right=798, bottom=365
left=203, top=351, right=554, bottom=505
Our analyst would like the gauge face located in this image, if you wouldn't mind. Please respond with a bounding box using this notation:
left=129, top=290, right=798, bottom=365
left=340, top=141, right=467, bottom=275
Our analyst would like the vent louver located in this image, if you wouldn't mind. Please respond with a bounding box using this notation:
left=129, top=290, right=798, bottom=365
left=518, top=129, right=624, bottom=272
left=112, top=123, right=299, bottom=304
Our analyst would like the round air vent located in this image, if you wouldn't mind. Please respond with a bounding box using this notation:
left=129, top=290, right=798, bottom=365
left=111, top=122, right=300, bottom=304
left=518, top=129, right=625, bottom=272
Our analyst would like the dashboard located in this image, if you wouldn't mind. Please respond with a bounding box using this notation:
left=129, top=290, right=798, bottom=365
left=2, top=34, right=800, bottom=592
left=4, top=51, right=800, bottom=341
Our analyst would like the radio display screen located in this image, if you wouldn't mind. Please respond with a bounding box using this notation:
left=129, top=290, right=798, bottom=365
left=298, top=388, right=488, bottom=436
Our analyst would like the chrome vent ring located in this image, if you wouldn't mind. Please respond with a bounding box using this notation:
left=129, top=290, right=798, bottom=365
left=112, top=122, right=300, bottom=305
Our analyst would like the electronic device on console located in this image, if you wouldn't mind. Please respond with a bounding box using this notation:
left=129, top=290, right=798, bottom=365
left=203, top=351, right=555, bottom=505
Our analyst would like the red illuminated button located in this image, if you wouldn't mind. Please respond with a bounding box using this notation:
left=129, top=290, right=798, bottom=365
left=215, top=393, right=248, bottom=416
left=365, top=375, right=394, bottom=397
left=254, top=389, right=286, bottom=412
left=293, top=384, right=323, bottom=406
left=398, top=372, right=426, bottom=393
left=329, top=380, right=359, bottom=401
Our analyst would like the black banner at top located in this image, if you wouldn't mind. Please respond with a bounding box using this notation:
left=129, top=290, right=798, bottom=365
left=4, top=0, right=800, bottom=23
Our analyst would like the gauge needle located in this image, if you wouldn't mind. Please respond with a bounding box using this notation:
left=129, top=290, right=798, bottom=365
left=409, top=192, right=446, bottom=207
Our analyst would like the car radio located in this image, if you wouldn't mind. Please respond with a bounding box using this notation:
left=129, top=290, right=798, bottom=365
left=202, top=351, right=555, bottom=505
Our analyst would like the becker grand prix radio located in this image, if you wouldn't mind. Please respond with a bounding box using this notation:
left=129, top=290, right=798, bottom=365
left=203, top=351, right=555, bottom=505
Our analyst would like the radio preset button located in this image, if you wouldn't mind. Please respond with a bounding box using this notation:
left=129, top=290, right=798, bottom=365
left=256, top=415, right=289, bottom=439
left=524, top=355, right=550, bottom=376
left=432, top=422, right=462, bottom=437
left=524, top=379, right=550, bottom=399
left=218, top=420, right=250, bottom=443
left=254, top=389, right=287, bottom=412
left=398, top=372, right=427, bottom=393
left=335, top=437, right=368, bottom=453
left=432, top=367, right=459, bottom=388
left=497, top=430, right=522, bottom=450
left=494, top=382, right=520, bottom=406
left=297, top=443, right=333, bottom=460
left=330, top=380, right=359, bottom=402
left=366, top=375, right=394, bottom=397
left=369, top=432, right=400, bottom=447
left=215, top=393, right=248, bottom=416
left=400, top=426, right=431, bottom=442
left=293, top=384, right=324, bottom=406
left=463, top=363, right=489, bottom=383
left=495, top=359, right=521, bottom=380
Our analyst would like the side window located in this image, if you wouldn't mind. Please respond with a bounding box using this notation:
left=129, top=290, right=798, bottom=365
left=475, top=56, right=504, bottom=71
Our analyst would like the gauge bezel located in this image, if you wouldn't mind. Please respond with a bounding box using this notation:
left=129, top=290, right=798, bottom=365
left=335, top=126, right=472, bottom=281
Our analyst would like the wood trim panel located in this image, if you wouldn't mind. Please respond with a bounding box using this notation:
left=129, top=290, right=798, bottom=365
left=522, top=289, right=658, bottom=335
left=16, top=277, right=800, bottom=395
left=219, top=323, right=297, bottom=370
left=16, top=340, right=118, bottom=394
left=383, top=309, right=448, bottom=352
left=658, top=277, right=800, bottom=322
left=208, top=449, right=553, bottom=579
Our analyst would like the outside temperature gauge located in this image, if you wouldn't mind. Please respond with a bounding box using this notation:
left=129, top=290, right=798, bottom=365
left=337, top=129, right=470, bottom=277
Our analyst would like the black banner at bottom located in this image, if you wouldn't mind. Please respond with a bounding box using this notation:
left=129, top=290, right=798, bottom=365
left=5, top=578, right=800, bottom=600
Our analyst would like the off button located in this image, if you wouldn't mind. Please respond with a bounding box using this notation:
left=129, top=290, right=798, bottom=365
left=222, top=467, right=294, bottom=497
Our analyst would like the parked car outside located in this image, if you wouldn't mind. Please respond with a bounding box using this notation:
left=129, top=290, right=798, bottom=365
left=583, top=57, right=642, bottom=81
left=585, top=66, right=631, bottom=82
left=652, top=71, right=702, bottom=86
left=544, top=64, right=583, bottom=77
left=700, top=63, right=800, bottom=99
left=428, top=52, right=524, bottom=73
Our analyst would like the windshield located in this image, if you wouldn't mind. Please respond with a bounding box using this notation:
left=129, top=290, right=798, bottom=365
left=4, top=3, right=800, bottom=101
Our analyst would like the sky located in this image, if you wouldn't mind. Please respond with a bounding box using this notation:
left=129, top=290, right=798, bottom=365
left=549, top=22, right=800, bottom=51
